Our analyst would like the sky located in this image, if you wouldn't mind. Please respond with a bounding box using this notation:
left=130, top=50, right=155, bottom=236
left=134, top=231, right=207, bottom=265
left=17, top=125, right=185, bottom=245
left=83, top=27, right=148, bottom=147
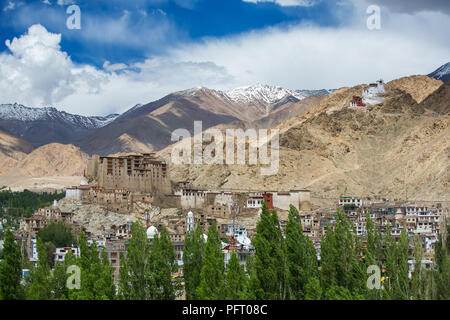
left=0, top=0, right=449, bottom=116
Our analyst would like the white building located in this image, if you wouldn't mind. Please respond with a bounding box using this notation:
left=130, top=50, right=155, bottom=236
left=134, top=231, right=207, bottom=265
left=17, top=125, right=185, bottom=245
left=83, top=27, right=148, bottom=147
left=362, top=79, right=386, bottom=105
left=408, top=259, right=434, bottom=279
left=339, top=196, right=363, bottom=208
left=87, top=239, right=106, bottom=248
left=54, top=247, right=80, bottom=263
left=30, top=238, right=38, bottom=262
left=246, top=193, right=263, bottom=208
left=65, top=177, right=90, bottom=200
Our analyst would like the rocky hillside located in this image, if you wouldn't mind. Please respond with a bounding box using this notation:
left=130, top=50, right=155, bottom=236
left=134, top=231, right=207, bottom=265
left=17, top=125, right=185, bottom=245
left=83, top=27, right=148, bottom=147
left=0, top=142, right=88, bottom=191
left=160, top=76, right=449, bottom=202
left=213, top=95, right=325, bottom=131
left=0, top=143, right=87, bottom=178
left=0, top=130, right=34, bottom=175
left=77, top=85, right=326, bottom=155
left=385, top=75, right=443, bottom=103
left=77, top=90, right=240, bottom=156
left=419, top=80, right=450, bottom=114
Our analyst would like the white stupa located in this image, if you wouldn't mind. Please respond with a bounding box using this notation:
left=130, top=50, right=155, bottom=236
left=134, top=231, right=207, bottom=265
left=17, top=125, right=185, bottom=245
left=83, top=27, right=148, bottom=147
left=80, top=177, right=89, bottom=186
left=146, top=225, right=158, bottom=239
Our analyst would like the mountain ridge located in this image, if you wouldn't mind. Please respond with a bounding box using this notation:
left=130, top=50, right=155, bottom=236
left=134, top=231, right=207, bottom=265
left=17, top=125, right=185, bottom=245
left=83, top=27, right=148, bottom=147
left=428, top=62, right=450, bottom=82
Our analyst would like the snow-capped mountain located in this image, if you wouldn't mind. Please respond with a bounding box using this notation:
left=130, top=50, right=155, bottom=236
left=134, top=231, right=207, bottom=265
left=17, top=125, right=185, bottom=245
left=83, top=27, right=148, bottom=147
left=0, top=84, right=334, bottom=153
left=0, top=103, right=118, bottom=128
left=0, top=103, right=119, bottom=147
left=182, top=84, right=334, bottom=105
left=428, top=62, right=450, bottom=82
left=224, top=84, right=306, bottom=104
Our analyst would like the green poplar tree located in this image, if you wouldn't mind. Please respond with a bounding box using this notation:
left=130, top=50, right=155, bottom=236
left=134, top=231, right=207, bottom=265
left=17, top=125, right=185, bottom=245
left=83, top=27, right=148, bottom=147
left=196, top=221, right=225, bottom=299
left=397, top=228, right=410, bottom=299
left=183, top=225, right=205, bottom=300
left=0, top=228, right=22, bottom=300
left=285, top=205, right=318, bottom=299
left=304, top=277, right=321, bottom=300
left=225, top=252, right=247, bottom=299
left=320, top=209, right=367, bottom=298
left=365, top=212, right=382, bottom=266
left=77, top=233, right=98, bottom=299
left=27, top=237, right=52, bottom=299
left=384, top=224, right=410, bottom=299
left=117, top=251, right=131, bottom=300
left=93, top=249, right=116, bottom=299
left=63, top=249, right=79, bottom=299
left=51, top=261, right=68, bottom=300
left=434, top=229, right=450, bottom=300
left=148, top=226, right=178, bottom=300
left=251, top=202, right=287, bottom=299
left=321, top=210, right=356, bottom=289
left=119, top=221, right=150, bottom=300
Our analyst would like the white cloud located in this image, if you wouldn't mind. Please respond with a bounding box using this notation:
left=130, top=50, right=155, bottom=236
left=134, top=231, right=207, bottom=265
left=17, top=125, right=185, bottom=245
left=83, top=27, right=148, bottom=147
left=242, top=0, right=317, bottom=7
left=168, top=10, right=450, bottom=90
left=0, top=24, right=234, bottom=116
left=1, top=25, right=80, bottom=106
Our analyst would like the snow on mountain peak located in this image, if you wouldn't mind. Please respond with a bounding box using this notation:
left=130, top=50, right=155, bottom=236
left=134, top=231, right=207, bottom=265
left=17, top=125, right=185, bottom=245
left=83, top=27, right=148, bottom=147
left=428, top=62, right=450, bottom=82
left=224, top=84, right=305, bottom=104
left=0, top=103, right=118, bottom=128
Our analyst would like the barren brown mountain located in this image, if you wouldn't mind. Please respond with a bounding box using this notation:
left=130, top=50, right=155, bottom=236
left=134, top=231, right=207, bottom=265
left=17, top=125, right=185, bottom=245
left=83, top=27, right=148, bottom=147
left=12, top=143, right=88, bottom=177
left=0, top=143, right=87, bottom=190
left=77, top=89, right=241, bottom=156
left=385, top=75, right=443, bottom=103
left=214, top=95, right=325, bottom=131
left=0, top=130, right=34, bottom=175
left=76, top=87, right=307, bottom=155
left=160, top=76, right=449, bottom=202
left=419, top=80, right=450, bottom=114
left=0, top=76, right=447, bottom=201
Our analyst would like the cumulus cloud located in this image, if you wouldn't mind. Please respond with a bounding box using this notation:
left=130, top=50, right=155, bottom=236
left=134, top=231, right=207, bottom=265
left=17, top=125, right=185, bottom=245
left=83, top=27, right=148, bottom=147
left=243, top=0, right=317, bottom=6
left=0, top=24, right=234, bottom=116
left=0, top=25, right=90, bottom=107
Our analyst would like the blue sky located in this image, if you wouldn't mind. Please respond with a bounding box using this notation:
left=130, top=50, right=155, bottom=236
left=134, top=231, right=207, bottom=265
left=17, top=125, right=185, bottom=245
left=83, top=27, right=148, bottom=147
left=0, top=0, right=449, bottom=115
left=0, top=0, right=347, bottom=67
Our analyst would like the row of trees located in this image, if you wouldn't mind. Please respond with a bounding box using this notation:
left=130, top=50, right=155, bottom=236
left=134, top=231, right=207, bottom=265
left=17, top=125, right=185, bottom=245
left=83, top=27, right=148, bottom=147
left=183, top=203, right=449, bottom=300
left=0, top=228, right=115, bottom=300
left=0, top=189, right=65, bottom=219
left=1, top=201, right=449, bottom=300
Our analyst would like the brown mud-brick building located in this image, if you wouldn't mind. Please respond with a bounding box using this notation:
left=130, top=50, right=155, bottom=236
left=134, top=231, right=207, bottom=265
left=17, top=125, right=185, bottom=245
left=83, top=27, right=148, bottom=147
left=87, top=153, right=172, bottom=194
